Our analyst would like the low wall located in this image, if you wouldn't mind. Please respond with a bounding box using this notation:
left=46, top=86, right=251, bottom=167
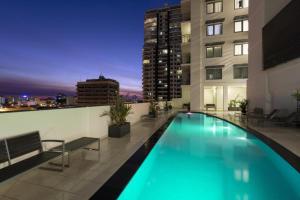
left=0, top=103, right=149, bottom=142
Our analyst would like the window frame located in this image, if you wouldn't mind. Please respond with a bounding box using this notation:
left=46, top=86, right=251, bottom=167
left=233, top=65, right=248, bottom=79
left=206, top=45, right=223, bottom=58
left=206, top=1, right=223, bottom=14
left=206, top=23, right=223, bottom=36
left=234, top=19, right=249, bottom=32
left=206, top=68, right=223, bottom=80
left=234, top=42, right=248, bottom=56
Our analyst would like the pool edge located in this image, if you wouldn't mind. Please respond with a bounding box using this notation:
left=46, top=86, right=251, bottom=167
left=90, top=111, right=300, bottom=199
left=199, top=111, right=300, bottom=173
left=89, top=114, right=177, bottom=200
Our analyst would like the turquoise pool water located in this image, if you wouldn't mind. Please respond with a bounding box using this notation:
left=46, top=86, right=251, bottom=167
left=118, top=113, right=300, bottom=200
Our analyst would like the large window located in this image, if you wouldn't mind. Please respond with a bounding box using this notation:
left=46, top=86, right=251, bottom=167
left=207, top=23, right=223, bottom=36
left=234, top=0, right=249, bottom=9
left=234, top=64, right=248, bottom=79
left=234, top=43, right=248, bottom=56
left=234, top=19, right=248, bottom=32
left=206, top=68, right=222, bottom=80
left=206, top=45, right=222, bottom=58
left=207, top=1, right=223, bottom=14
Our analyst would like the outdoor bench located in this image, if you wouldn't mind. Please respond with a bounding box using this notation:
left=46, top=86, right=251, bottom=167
left=205, top=104, right=216, bottom=111
left=0, top=131, right=100, bottom=183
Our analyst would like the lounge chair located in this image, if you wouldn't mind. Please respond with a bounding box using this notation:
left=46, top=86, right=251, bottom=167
left=247, top=108, right=279, bottom=126
left=271, top=112, right=299, bottom=126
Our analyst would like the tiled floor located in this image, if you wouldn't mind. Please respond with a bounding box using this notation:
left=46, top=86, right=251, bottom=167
left=205, top=111, right=300, bottom=157
left=0, top=111, right=176, bottom=200
left=1, top=110, right=299, bottom=200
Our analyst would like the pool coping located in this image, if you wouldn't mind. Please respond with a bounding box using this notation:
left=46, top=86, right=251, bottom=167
left=90, top=112, right=300, bottom=199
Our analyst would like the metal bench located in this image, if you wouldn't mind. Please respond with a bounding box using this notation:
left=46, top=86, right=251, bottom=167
left=0, top=132, right=100, bottom=183
left=50, top=137, right=100, bottom=167
left=0, top=131, right=65, bottom=182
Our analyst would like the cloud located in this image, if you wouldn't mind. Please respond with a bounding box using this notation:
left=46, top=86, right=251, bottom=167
left=0, top=75, right=75, bottom=96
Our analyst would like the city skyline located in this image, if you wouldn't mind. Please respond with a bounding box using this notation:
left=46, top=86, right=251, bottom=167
left=0, top=0, right=179, bottom=96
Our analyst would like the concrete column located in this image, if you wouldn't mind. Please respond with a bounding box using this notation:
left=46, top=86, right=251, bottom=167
left=223, top=85, right=228, bottom=111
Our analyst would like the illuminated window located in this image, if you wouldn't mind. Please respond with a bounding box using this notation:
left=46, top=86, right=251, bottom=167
left=234, top=19, right=248, bottom=32
left=234, top=43, right=248, bottom=55
left=162, top=49, right=168, bottom=54
left=235, top=0, right=249, bottom=9
left=207, top=1, right=223, bottom=14
left=143, top=59, right=150, bottom=64
left=206, top=45, right=222, bottom=58
left=207, top=23, right=223, bottom=36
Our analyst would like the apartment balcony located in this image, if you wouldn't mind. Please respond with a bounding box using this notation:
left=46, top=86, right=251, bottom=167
left=0, top=104, right=178, bottom=199
left=182, top=34, right=191, bottom=44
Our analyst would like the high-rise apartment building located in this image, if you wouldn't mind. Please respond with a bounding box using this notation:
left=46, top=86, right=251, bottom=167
left=143, top=5, right=182, bottom=101
left=178, top=0, right=249, bottom=111
left=77, top=76, right=119, bottom=106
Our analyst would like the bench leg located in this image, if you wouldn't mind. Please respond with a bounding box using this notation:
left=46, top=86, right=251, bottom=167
left=82, top=139, right=101, bottom=160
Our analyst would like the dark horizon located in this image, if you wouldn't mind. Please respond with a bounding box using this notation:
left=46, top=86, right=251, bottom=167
left=0, top=0, right=180, bottom=97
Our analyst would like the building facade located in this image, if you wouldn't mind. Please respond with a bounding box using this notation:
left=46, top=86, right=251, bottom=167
left=185, top=0, right=249, bottom=111
left=248, top=0, right=300, bottom=114
left=143, top=5, right=182, bottom=101
left=77, top=76, right=119, bottom=106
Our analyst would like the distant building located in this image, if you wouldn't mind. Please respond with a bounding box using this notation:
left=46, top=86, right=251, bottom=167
left=77, top=75, right=119, bottom=106
left=56, top=93, right=67, bottom=105
left=0, top=96, right=5, bottom=105
left=143, top=5, right=182, bottom=101
left=66, top=96, right=76, bottom=106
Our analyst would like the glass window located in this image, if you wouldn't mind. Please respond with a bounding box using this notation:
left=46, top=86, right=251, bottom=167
left=234, top=44, right=242, bottom=55
left=234, top=19, right=248, bottom=32
left=207, top=1, right=223, bottom=14
left=234, top=43, right=248, bottom=55
left=214, top=24, right=222, bottom=35
left=243, top=20, right=249, bottom=31
left=207, top=3, right=214, bottom=14
left=206, top=46, right=223, bottom=58
left=235, top=21, right=242, bottom=32
left=215, top=2, right=222, bottom=12
left=214, top=46, right=222, bottom=57
left=243, top=43, right=248, bottom=55
left=244, top=0, right=249, bottom=8
left=206, top=47, right=214, bottom=58
left=207, top=25, right=214, bottom=36
left=207, top=23, right=223, bottom=36
left=234, top=65, right=248, bottom=79
left=235, top=0, right=249, bottom=9
left=206, top=68, right=222, bottom=80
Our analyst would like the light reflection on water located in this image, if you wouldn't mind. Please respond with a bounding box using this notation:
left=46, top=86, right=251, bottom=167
left=118, top=113, right=300, bottom=200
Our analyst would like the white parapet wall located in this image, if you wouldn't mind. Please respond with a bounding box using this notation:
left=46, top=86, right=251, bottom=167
left=0, top=103, right=150, bottom=142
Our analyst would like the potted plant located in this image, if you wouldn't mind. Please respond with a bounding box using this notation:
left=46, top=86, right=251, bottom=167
left=239, top=99, right=248, bottom=114
left=292, top=89, right=300, bottom=112
left=228, top=95, right=240, bottom=111
left=149, top=100, right=157, bottom=118
left=101, top=96, right=132, bottom=138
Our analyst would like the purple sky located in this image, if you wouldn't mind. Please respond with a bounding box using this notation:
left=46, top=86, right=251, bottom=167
left=0, top=0, right=179, bottom=96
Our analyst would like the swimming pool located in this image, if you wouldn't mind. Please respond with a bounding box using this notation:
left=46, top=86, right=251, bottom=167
left=118, top=113, right=300, bottom=200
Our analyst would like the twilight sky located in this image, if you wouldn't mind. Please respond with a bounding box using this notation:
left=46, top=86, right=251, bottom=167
left=0, top=0, right=179, bottom=96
